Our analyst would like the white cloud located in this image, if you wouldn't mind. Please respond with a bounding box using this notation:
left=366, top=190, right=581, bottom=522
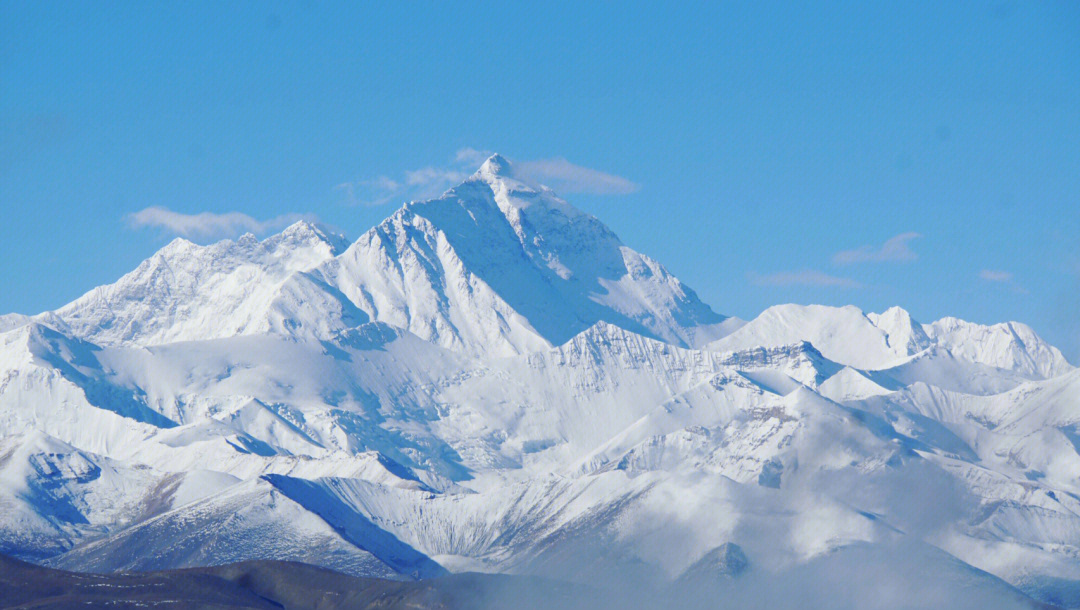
left=127, top=206, right=310, bottom=239
left=750, top=270, right=861, bottom=288
left=335, top=175, right=406, bottom=208
left=454, top=147, right=495, bottom=165
left=833, top=232, right=921, bottom=265
left=978, top=269, right=1027, bottom=293
left=404, top=167, right=469, bottom=188
left=978, top=269, right=1013, bottom=282
left=337, top=148, right=639, bottom=207
left=517, top=157, right=640, bottom=195
left=365, top=175, right=400, bottom=191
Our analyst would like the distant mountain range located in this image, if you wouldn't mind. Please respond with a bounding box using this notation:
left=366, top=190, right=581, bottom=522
left=1, top=155, right=1077, bottom=608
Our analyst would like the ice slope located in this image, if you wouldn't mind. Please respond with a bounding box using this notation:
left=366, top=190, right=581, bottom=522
left=0, top=319, right=481, bottom=485
left=3, top=321, right=1075, bottom=602
left=927, top=316, right=1074, bottom=379
left=708, top=303, right=1071, bottom=380
left=0, top=432, right=152, bottom=560
left=45, top=476, right=444, bottom=580
left=53, top=221, right=355, bottom=346
left=0, top=428, right=447, bottom=579
left=707, top=304, right=926, bottom=369
left=19, top=156, right=732, bottom=359
left=6, top=310, right=1075, bottom=598
left=309, top=155, right=729, bottom=357
left=0, top=323, right=173, bottom=459
left=0, top=431, right=237, bottom=561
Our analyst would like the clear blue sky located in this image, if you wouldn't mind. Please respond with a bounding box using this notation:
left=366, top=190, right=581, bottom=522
left=2, top=1, right=1078, bottom=360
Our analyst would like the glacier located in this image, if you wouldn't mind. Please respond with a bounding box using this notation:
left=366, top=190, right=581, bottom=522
left=1, top=155, right=1077, bottom=608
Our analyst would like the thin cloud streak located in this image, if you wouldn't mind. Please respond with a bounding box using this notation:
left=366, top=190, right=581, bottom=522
left=978, top=269, right=1028, bottom=294
left=127, top=206, right=312, bottom=239
left=337, top=148, right=639, bottom=207
left=833, top=232, right=921, bottom=265
left=454, top=147, right=494, bottom=165
left=750, top=270, right=861, bottom=288
left=404, top=167, right=469, bottom=188
left=978, top=269, right=1013, bottom=282
left=517, top=157, right=640, bottom=195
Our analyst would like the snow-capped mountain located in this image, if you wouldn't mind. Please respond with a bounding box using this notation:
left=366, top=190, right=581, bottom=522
left=708, top=303, right=1071, bottom=377
left=1, top=155, right=1077, bottom=608
left=40, top=155, right=729, bottom=357
left=55, top=221, right=356, bottom=346
left=315, top=154, right=732, bottom=357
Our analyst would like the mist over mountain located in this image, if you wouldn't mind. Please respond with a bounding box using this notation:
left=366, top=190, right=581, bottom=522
left=1, top=156, right=1077, bottom=608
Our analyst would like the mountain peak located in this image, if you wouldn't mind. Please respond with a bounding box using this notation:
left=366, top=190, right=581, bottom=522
left=52, top=219, right=350, bottom=347
left=470, top=153, right=546, bottom=196
left=281, top=219, right=322, bottom=237
left=275, top=220, right=350, bottom=254
left=319, top=154, right=726, bottom=356
left=476, top=153, right=512, bottom=178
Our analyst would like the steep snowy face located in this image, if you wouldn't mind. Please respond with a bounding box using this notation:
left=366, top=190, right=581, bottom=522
left=33, top=156, right=723, bottom=357
left=54, top=221, right=352, bottom=346
left=318, top=155, right=726, bottom=356
left=925, top=317, right=1073, bottom=379
left=709, top=304, right=1071, bottom=379
left=0, top=432, right=161, bottom=560
left=708, top=304, right=926, bottom=370
left=866, top=306, right=934, bottom=355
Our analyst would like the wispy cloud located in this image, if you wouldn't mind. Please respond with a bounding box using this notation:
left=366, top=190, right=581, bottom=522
left=127, top=206, right=311, bottom=239
left=750, top=270, right=861, bottom=288
left=334, top=175, right=407, bottom=207
left=517, top=157, right=640, bottom=195
left=833, top=232, right=921, bottom=265
left=404, top=167, right=469, bottom=188
left=336, top=148, right=639, bottom=206
left=365, top=175, right=399, bottom=191
left=978, top=269, right=1028, bottom=293
left=978, top=269, right=1013, bottom=282
left=454, top=147, right=494, bottom=165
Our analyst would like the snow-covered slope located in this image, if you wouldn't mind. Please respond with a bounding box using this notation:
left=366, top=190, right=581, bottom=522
left=53, top=221, right=354, bottom=346
left=315, top=155, right=728, bottom=356
left=707, top=304, right=931, bottom=370
left=26, top=156, right=729, bottom=358
left=926, top=316, right=1073, bottom=379
left=0, top=432, right=160, bottom=560
left=1, top=154, right=1077, bottom=607
left=708, top=303, right=1071, bottom=380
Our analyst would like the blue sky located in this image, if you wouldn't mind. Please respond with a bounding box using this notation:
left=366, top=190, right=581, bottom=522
left=2, top=1, right=1078, bottom=360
